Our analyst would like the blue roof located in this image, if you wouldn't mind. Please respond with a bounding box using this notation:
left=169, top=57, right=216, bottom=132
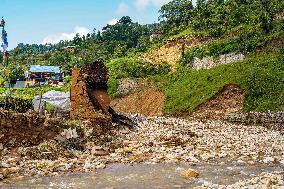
left=30, top=65, right=61, bottom=74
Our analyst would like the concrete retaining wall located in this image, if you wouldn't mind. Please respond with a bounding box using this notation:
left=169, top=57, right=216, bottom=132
left=192, top=52, right=245, bottom=70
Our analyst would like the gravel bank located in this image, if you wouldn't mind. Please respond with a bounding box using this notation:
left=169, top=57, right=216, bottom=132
left=0, top=115, right=283, bottom=187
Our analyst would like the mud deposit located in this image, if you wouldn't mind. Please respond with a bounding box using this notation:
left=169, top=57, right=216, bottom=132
left=1, top=162, right=283, bottom=189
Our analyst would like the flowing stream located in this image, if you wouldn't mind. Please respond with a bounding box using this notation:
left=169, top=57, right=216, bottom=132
left=1, top=162, right=283, bottom=189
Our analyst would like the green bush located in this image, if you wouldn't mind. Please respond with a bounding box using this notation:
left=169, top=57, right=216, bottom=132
left=107, top=57, right=170, bottom=97
left=64, top=76, right=72, bottom=85
left=0, top=76, right=5, bottom=88
left=107, top=57, right=170, bottom=79
left=108, top=77, right=120, bottom=98
left=0, top=96, right=33, bottom=113
left=180, top=27, right=284, bottom=67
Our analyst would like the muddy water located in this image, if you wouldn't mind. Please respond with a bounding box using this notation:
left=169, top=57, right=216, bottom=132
left=1, top=162, right=283, bottom=189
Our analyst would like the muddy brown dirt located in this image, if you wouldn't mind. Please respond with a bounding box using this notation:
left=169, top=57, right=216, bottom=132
left=111, top=88, right=165, bottom=116
left=191, top=84, right=244, bottom=120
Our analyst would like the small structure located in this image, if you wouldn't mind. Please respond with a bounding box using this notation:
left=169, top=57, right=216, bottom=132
left=150, top=31, right=162, bottom=42
left=64, top=46, right=76, bottom=53
left=26, top=65, right=63, bottom=86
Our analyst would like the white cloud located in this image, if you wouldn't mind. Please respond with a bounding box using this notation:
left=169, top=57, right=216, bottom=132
left=42, top=26, right=90, bottom=44
left=108, top=18, right=119, bottom=25
left=116, top=2, right=129, bottom=14
left=135, top=0, right=171, bottom=11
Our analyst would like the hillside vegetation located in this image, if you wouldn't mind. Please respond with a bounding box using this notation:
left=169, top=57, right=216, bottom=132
left=157, top=50, right=284, bottom=113
left=1, top=0, right=284, bottom=114
left=144, top=0, right=284, bottom=114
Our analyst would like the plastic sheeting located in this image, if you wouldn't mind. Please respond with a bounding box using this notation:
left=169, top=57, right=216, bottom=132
left=33, top=90, right=70, bottom=112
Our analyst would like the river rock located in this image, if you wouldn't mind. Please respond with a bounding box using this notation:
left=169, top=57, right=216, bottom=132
left=263, top=156, right=275, bottom=163
left=180, top=169, right=199, bottom=179
left=95, top=163, right=106, bottom=169
left=91, top=146, right=109, bottom=156
left=2, top=167, right=20, bottom=177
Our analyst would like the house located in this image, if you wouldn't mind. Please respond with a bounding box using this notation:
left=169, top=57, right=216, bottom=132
left=64, top=46, right=76, bottom=53
left=25, top=65, right=63, bottom=87
left=150, top=31, right=162, bottom=42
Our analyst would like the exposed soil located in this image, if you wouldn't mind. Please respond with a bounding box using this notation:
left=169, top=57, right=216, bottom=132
left=111, top=88, right=165, bottom=116
left=190, top=84, right=244, bottom=120
left=142, top=36, right=213, bottom=70
left=112, top=84, right=244, bottom=120
left=0, top=127, right=58, bottom=148
left=0, top=110, right=66, bottom=148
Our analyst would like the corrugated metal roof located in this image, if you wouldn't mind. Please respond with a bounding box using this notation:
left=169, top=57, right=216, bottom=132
left=30, top=65, right=61, bottom=74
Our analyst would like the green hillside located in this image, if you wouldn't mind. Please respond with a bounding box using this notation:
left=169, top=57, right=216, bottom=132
left=157, top=50, right=284, bottom=113
left=1, top=0, right=283, bottom=114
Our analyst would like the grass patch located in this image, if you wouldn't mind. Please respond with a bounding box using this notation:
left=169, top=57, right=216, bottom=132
left=155, top=50, right=284, bottom=113
left=169, top=28, right=194, bottom=39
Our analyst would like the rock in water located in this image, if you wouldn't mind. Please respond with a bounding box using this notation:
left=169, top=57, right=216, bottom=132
left=180, top=169, right=199, bottom=179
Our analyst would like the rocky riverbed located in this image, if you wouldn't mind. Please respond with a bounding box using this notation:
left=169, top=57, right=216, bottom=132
left=0, top=115, right=283, bottom=188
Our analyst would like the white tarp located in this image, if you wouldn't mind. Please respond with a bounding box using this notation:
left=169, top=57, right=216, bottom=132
left=33, top=90, right=70, bottom=112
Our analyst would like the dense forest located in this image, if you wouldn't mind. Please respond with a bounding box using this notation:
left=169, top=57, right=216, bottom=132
left=1, top=0, right=283, bottom=76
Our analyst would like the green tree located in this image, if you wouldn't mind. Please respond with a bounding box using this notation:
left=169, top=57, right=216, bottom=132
left=159, top=0, right=194, bottom=32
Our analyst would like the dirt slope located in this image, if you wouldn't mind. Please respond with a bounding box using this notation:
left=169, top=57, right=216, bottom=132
left=111, top=84, right=244, bottom=119
left=190, top=84, right=244, bottom=120
left=142, top=36, right=212, bottom=68
left=110, top=88, right=165, bottom=116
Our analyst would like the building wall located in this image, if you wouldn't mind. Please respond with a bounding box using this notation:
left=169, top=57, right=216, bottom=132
left=70, top=68, right=111, bottom=123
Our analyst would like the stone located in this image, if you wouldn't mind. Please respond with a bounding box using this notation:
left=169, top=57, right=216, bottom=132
left=96, top=163, right=106, bottom=169
left=85, top=142, right=95, bottom=150
left=263, top=157, right=275, bottom=163
left=91, top=146, right=109, bottom=156
left=180, top=169, right=199, bottom=179
left=1, top=162, right=10, bottom=168
left=60, top=128, right=79, bottom=140
left=2, top=167, right=20, bottom=177
left=123, top=147, right=133, bottom=153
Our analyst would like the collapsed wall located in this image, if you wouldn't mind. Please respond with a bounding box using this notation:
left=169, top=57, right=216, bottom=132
left=70, top=68, right=111, bottom=124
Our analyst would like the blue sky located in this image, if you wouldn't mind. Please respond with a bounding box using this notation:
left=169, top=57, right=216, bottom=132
left=1, top=0, right=184, bottom=49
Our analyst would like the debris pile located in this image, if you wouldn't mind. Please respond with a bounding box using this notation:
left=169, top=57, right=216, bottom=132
left=0, top=115, right=283, bottom=180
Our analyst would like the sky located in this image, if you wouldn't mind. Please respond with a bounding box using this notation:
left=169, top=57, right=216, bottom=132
left=0, top=0, right=182, bottom=49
